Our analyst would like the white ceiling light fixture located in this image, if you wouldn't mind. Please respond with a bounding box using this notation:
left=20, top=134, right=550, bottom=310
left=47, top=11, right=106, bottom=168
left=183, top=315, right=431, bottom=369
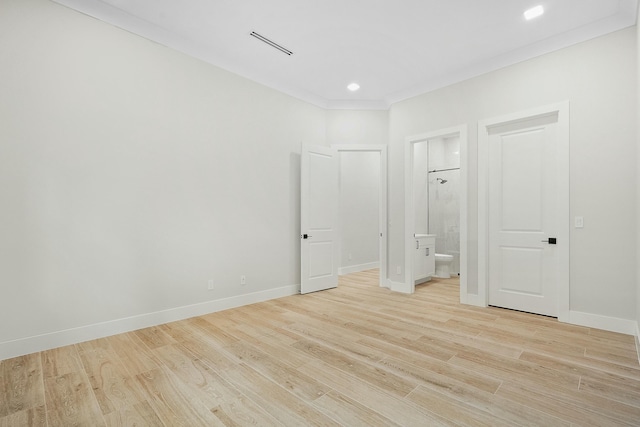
left=347, top=83, right=360, bottom=92
left=524, top=5, right=545, bottom=20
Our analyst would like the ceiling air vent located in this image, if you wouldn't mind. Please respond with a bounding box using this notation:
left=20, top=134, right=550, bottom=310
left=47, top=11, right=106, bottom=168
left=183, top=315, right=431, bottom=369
left=250, top=31, right=293, bottom=56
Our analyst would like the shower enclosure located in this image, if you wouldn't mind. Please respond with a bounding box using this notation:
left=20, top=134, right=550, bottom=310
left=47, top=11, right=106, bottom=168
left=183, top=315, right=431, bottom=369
left=428, top=136, right=460, bottom=275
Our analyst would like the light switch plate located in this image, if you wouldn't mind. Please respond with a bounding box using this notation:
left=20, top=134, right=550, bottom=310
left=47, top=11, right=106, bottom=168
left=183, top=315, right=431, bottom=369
left=575, top=216, right=584, bottom=228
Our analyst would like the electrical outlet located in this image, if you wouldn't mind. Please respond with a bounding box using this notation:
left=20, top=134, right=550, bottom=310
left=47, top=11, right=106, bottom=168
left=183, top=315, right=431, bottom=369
left=240, top=275, right=246, bottom=285
left=396, top=266, right=401, bottom=275
left=207, top=279, right=214, bottom=290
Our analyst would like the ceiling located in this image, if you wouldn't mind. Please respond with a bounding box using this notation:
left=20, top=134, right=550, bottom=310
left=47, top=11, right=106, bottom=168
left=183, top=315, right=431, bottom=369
left=53, top=0, right=638, bottom=110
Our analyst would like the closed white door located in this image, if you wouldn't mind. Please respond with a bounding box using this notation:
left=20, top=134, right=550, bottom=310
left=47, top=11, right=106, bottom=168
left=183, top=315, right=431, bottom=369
left=487, top=112, right=566, bottom=317
left=301, top=145, right=339, bottom=294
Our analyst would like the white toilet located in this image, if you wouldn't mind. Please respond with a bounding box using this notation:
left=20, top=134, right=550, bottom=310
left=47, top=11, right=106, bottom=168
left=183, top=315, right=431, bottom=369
left=434, top=253, right=454, bottom=278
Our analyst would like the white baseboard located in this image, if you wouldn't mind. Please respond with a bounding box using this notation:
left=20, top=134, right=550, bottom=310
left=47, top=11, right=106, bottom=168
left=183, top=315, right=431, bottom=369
left=635, top=322, right=640, bottom=365
left=567, top=311, right=637, bottom=336
left=460, top=293, right=486, bottom=307
left=0, top=284, right=299, bottom=361
left=457, top=299, right=636, bottom=338
left=388, top=279, right=413, bottom=294
left=338, top=261, right=380, bottom=276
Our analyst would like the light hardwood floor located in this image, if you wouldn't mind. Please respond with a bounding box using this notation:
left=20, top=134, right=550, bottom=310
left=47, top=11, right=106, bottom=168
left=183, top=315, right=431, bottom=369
left=1, top=269, right=640, bottom=426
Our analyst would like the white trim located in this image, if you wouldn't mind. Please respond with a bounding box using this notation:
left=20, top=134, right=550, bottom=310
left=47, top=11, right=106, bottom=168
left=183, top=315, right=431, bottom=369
left=333, top=145, right=388, bottom=288
left=389, top=280, right=413, bottom=294
left=404, top=125, right=468, bottom=296
left=0, top=285, right=298, bottom=361
left=325, top=99, right=390, bottom=111
left=477, top=102, right=570, bottom=321
left=636, top=322, right=640, bottom=365
left=461, top=293, right=486, bottom=307
left=338, top=262, right=380, bottom=276
left=568, top=311, right=637, bottom=336
left=458, top=127, right=469, bottom=304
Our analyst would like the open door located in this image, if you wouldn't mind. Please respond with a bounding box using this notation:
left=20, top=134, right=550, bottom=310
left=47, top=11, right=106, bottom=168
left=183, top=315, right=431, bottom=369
left=301, top=145, right=339, bottom=294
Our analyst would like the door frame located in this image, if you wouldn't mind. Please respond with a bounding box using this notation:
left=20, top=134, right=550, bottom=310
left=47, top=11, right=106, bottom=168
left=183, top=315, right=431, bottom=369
left=333, top=145, right=388, bottom=288
left=403, top=125, right=468, bottom=295
left=477, top=102, right=570, bottom=322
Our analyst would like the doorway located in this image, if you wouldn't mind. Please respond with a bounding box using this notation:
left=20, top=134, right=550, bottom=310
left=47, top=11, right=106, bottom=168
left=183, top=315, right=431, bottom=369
left=403, top=125, right=468, bottom=296
left=478, top=102, right=570, bottom=320
left=334, top=145, right=388, bottom=288
left=300, top=145, right=387, bottom=294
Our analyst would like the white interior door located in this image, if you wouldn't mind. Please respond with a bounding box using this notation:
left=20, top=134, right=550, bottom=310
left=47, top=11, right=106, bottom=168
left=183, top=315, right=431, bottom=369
left=301, top=145, right=339, bottom=294
left=487, top=112, right=566, bottom=317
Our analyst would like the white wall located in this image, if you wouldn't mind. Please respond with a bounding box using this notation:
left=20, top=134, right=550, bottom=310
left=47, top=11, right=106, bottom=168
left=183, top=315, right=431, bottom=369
left=339, top=152, right=380, bottom=272
left=0, top=0, right=327, bottom=358
left=327, top=110, right=388, bottom=275
left=389, top=28, right=637, bottom=324
left=326, top=110, right=389, bottom=145
left=413, top=141, right=429, bottom=234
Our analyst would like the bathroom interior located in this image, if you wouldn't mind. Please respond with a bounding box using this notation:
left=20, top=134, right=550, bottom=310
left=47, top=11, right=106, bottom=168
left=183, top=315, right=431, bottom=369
left=414, top=135, right=461, bottom=284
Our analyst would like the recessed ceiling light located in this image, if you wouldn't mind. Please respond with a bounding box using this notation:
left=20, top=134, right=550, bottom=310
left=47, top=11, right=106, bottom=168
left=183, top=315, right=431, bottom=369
left=524, top=5, right=544, bottom=20
left=347, top=83, right=360, bottom=92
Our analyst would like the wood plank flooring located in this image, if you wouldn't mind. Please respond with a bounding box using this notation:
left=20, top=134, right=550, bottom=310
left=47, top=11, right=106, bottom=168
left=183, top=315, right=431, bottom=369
left=1, top=269, right=639, bottom=426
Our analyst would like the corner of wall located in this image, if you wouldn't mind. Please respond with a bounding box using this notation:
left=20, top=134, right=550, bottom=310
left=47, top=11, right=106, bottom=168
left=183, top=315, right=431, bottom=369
left=389, top=279, right=413, bottom=294
left=567, top=311, right=638, bottom=336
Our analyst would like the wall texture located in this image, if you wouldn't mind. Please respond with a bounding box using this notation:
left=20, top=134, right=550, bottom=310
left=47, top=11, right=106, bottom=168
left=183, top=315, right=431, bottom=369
left=0, top=0, right=328, bottom=357
left=389, top=28, right=637, bottom=323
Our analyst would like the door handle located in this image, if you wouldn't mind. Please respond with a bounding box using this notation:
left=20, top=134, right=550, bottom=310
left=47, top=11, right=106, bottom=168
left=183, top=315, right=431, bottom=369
left=541, top=237, right=557, bottom=244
